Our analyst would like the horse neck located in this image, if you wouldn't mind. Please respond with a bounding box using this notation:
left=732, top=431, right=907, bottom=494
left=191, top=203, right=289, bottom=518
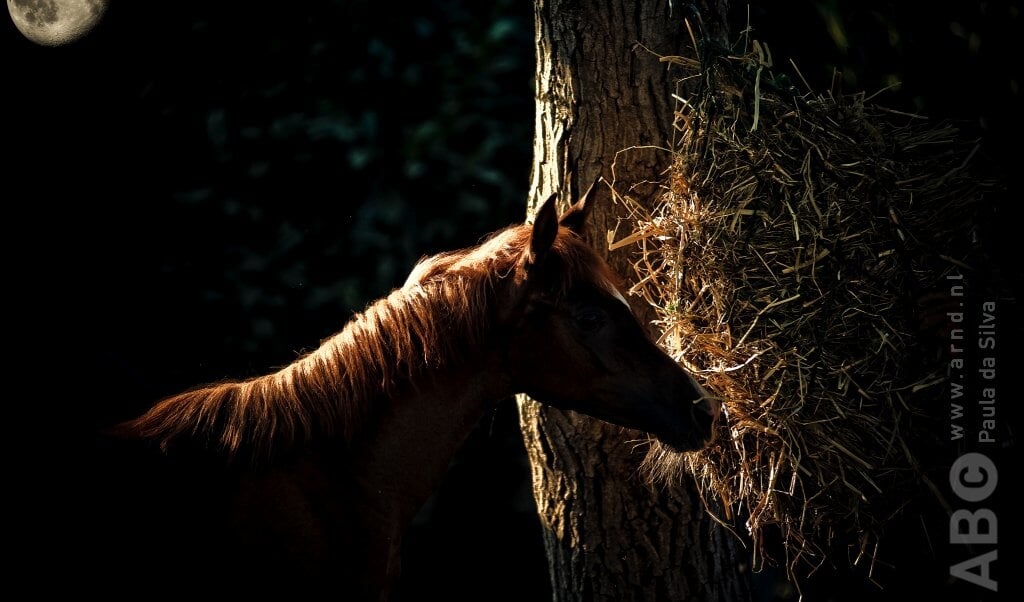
left=345, top=354, right=512, bottom=565
left=355, top=355, right=509, bottom=508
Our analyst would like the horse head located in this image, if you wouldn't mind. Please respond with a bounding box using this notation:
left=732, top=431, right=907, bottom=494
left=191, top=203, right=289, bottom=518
left=504, top=187, right=719, bottom=452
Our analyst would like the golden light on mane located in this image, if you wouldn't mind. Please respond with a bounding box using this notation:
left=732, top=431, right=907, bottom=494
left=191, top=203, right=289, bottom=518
left=120, top=221, right=618, bottom=464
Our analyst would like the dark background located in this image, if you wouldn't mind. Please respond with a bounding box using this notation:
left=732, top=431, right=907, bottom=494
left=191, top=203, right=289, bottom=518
left=7, top=1, right=1018, bottom=599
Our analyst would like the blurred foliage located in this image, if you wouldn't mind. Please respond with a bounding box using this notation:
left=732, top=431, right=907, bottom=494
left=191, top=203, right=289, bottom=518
left=142, top=0, right=535, bottom=362
left=6, top=0, right=534, bottom=404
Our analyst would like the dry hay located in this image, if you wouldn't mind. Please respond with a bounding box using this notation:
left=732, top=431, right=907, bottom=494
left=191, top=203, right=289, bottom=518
left=614, top=38, right=992, bottom=581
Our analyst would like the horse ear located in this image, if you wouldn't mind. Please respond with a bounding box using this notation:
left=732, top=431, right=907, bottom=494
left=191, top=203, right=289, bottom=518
left=527, top=193, right=559, bottom=269
left=558, top=177, right=600, bottom=235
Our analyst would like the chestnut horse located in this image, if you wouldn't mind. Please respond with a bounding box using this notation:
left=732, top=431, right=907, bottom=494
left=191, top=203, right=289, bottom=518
left=91, top=191, right=718, bottom=598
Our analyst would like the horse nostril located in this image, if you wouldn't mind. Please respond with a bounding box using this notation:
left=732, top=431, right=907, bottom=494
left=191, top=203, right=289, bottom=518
left=698, top=396, right=721, bottom=423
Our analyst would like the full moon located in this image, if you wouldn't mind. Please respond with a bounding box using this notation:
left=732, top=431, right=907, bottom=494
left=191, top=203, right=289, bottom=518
left=7, top=0, right=109, bottom=46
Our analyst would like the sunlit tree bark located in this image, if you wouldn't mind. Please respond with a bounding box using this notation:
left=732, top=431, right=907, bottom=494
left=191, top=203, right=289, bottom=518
left=518, top=1, right=752, bottom=600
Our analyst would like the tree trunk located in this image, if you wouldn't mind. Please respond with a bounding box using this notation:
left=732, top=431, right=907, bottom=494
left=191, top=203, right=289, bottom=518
left=518, top=1, right=752, bottom=600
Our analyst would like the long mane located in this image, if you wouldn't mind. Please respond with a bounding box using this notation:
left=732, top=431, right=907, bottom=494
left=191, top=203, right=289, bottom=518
left=121, top=225, right=529, bottom=462
left=119, top=222, right=617, bottom=464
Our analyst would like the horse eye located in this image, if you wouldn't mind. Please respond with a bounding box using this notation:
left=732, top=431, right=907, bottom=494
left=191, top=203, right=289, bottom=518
left=574, top=308, right=605, bottom=333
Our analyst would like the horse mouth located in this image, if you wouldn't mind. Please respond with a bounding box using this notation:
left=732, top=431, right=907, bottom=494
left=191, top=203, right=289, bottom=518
left=531, top=391, right=720, bottom=452
left=655, top=398, right=720, bottom=452
left=655, top=429, right=715, bottom=453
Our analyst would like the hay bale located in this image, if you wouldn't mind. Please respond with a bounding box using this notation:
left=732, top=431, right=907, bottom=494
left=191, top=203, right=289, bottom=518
left=618, top=40, right=992, bottom=580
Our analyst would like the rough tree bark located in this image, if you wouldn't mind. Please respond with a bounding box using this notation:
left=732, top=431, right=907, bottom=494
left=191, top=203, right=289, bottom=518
left=518, top=1, right=752, bottom=600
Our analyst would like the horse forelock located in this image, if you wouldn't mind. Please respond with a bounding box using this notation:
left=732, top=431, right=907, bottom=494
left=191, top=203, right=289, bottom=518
left=122, top=221, right=622, bottom=465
